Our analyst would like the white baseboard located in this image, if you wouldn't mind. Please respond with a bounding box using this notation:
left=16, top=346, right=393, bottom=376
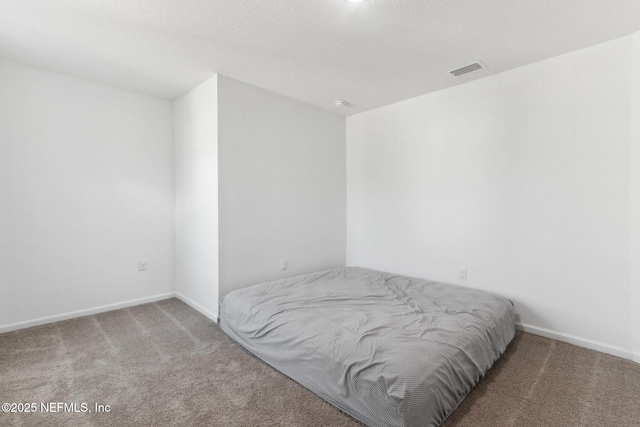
left=517, top=322, right=636, bottom=362
left=0, top=293, right=176, bottom=334
left=1, top=296, right=634, bottom=363
left=175, top=292, right=219, bottom=323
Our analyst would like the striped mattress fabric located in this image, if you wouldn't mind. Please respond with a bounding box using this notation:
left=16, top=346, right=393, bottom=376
left=220, top=267, right=515, bottom=427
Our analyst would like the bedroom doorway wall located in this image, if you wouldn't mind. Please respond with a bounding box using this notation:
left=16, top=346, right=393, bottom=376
left=174, top=75, right=347, bottom=320
left=217, top=76, right=347, bottom=298
left=174, top=75, right=220, bottom=320
left=631, top=32, right=640, bottom=362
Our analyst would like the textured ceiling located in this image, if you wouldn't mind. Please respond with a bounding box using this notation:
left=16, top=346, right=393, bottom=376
left=2, top=0, right=640, bottom=116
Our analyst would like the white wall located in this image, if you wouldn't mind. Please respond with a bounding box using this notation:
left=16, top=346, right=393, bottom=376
left=0, top=61, right=175, bottom=330
left=631, top=33, right=640, bottom=361
left=218, top=76, right=346, bottom=297
left=348, top=35, right=637, bottom=357
left=174, top=75, right=219, bottom=320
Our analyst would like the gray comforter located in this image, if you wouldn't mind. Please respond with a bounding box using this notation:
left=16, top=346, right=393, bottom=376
left=220, top=267, right=515, bottom=427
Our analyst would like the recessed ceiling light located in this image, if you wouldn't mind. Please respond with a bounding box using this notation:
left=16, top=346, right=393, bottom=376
left=347, top=0, right=365, bottom=3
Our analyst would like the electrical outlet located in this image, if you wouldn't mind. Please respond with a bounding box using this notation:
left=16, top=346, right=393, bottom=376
left=458, top=267, right=467, bottom=280
left=138, top=259, right=148, bottom=271
left=280, top=258, right=287, bottom=271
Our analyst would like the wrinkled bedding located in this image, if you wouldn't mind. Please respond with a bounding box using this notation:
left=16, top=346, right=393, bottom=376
left=220, top=267, right=515, bottom=427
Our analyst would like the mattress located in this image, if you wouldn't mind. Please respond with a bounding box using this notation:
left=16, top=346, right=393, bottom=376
left=220, top=267, right=515, bottom=427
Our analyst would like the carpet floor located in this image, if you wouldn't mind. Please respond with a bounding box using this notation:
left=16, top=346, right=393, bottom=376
left=1, top=298, right=638, bottom=426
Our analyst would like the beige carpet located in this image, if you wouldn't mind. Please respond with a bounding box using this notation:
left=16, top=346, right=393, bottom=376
left=1, top=299, right=638, bottom=427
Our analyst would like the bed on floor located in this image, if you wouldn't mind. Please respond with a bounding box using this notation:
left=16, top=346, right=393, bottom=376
left=220, top=267, right=515, bottom=427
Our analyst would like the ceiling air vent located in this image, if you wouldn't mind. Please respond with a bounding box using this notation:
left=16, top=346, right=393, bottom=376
left=449, top=62, right=484, bottom=77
